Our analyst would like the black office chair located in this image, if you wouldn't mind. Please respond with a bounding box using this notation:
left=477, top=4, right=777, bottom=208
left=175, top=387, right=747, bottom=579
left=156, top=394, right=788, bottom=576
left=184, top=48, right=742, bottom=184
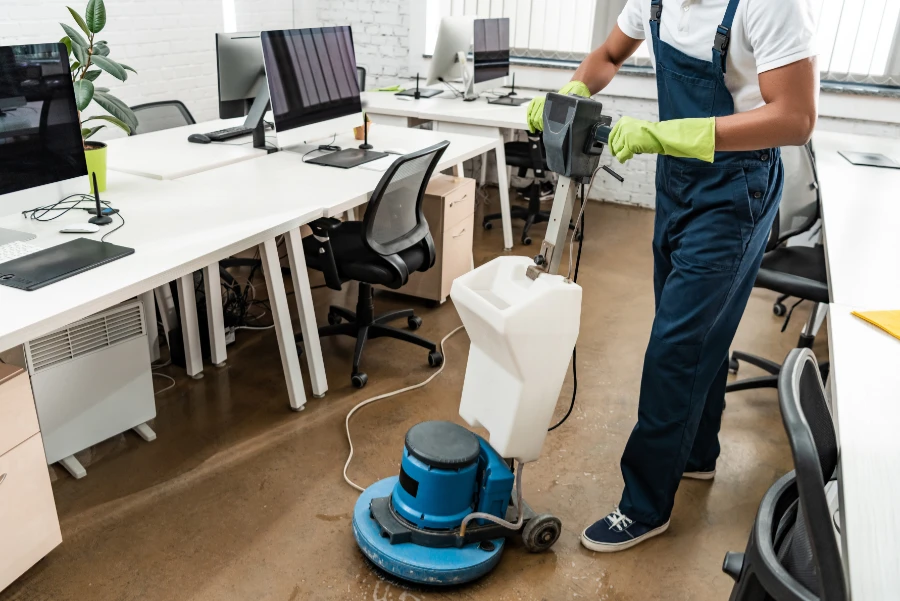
left=482, top=133, right=576, bottom=246
left=357, top=66, right=367, bottom=91
left=723, top=348, right=846, bottom=601
left=301, top=142, right=449, bottom=388
left=728, top=143, right=830, bottom=393
left=129, top=100, right=195, bottom=135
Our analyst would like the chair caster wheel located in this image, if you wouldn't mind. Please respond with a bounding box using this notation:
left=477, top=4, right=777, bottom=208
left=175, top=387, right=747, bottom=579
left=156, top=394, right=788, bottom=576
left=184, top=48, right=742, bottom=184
left=729, top=355, right=739, bottom=374
left=522, top=514, right=562, bottom=553
left=428, top=351, right=444, bottom=368
left=328, top=312, right=342, bottom=325
left=351, top=373, right=368, bottom=389
left=483, top=221, right=493, bottom=231
left=522, top=236, right=532, bottom=246
left=773, top=302, right=786, bottom=317
left=408, top=316, right=423, bottom=330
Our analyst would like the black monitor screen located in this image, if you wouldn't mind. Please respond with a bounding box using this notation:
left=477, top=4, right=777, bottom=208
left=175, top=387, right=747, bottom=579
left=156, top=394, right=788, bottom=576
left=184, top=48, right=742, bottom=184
left=261, top=27, right=361, bottom=133
left=0, top=43, right=87, bottom=197
left=474, top=18, right=510, bottom=84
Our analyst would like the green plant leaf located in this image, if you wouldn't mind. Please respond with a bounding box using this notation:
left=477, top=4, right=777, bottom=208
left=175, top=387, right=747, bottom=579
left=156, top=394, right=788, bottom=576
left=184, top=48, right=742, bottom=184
left=95, top=86, right=109, bottom=93
left=85, top=0, right=106, bottom=33
left=70, top=61, right=81, bottom=72
left=83, top=114, right=131, bottom=134
left=120, top=63, right=137, bottom=74
left=60, top=23, right=89, bottom=49
left=81, top=125, right=105, bottom=139
left=91, top=55, right=126, bottom=81
left=71, top=41, right=87, bottom=66
left=93, top=90, right=139, bottom=131
left=66, top=7, right=90, bottom=37
left=60, top=36, right=72, bottom=56
left=72, top=79, right=94, bottom=111
left=83, top=69, right=102, bottom=81
left=92, top=42, right=110, bottom=57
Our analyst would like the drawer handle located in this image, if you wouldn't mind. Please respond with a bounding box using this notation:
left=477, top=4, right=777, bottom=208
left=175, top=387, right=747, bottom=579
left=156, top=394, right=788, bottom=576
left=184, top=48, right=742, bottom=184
left=449, top=195, right=468, bottom=207
left=452, top=228, right=467, bottom=239
left=0, top=473, right=6, bottom=486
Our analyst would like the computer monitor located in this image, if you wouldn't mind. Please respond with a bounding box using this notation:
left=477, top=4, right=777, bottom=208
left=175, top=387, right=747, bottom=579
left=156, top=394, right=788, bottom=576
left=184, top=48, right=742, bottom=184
left=0, top=43, right=88, bottom=244
left=260, top=27, right=364, bottom=149
left=216, top=31, right=266, bottom=119
left=473, top=18, right=510, bottom=85
left=426, top=17, right=475, bottom=89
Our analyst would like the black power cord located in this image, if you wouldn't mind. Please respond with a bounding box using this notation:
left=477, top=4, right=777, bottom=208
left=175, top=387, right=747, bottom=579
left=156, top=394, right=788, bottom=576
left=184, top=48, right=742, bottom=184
left=548, top=182, right=585, bottom=432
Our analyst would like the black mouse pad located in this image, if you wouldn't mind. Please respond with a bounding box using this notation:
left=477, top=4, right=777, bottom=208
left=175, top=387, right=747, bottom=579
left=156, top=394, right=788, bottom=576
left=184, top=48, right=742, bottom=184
left=0, top=238, right=134, bottom=291
left=838, top=151, right=900, bottom=169
left=307, top=148, right=389, bottom=169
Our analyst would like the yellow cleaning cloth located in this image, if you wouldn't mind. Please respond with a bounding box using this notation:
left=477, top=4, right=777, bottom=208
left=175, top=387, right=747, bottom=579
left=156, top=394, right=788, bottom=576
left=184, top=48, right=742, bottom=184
left=851, top=310, right=900, bottom=342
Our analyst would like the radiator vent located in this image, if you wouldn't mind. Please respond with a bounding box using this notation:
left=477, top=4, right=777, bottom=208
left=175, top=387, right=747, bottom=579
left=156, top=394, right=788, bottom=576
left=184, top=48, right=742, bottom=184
left=28, top=303, right=145, bottom=373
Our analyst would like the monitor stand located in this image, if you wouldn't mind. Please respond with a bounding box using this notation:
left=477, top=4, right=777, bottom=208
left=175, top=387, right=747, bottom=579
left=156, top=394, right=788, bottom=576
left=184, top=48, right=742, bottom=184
left=0, top=228, right=36, bottom=245
left=244, top=81, right=277, bottom=154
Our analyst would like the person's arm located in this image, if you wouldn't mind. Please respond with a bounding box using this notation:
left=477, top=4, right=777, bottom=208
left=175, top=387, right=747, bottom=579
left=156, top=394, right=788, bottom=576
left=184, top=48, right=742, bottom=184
left=715, top=57, right=819, bottom=150
left=572, top=25, right=644, bottom=94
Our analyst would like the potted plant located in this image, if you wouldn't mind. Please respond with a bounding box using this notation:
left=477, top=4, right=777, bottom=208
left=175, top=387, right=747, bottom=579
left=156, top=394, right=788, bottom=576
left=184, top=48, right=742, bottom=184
left=60, top=0, right=138, bottom=193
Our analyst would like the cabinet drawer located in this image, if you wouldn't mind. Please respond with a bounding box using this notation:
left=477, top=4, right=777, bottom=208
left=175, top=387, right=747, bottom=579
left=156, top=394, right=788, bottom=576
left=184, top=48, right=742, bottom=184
left=440, top=214, right=475, bottom=299
left=0, top=434, right=62, bottom=592
left=0, top=371, right=40, bottom=458
left=442, top=183, right=476, bottom=232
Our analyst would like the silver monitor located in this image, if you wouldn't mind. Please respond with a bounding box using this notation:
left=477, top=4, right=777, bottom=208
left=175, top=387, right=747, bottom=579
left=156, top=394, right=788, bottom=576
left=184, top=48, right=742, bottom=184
left=0, top=43, right=88, bottom=243
left=426, top=17, right=475, bottom=89
left=216, top=31, right=267, bottom=119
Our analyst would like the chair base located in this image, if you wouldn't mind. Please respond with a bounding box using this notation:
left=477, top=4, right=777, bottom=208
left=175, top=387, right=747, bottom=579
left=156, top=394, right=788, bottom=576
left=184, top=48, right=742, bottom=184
left=727, top=350, right=830, bottom=393
left=301, top=283, right=442, bottom=388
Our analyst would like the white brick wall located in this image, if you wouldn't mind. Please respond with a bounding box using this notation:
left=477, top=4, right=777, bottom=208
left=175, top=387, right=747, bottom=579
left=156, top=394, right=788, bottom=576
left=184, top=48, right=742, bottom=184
left=234, top=0, right=293, bottom=35
left=317, top=0, right=411, bottom=89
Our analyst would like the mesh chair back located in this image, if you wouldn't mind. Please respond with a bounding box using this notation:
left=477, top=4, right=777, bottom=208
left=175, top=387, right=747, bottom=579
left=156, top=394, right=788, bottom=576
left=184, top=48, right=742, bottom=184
left=768, top=142, right=820, bottom=251
left=357, top=66, right=367, bottom=91
left=130, top=100, right=195, bottom=135
left=363, top=141, right=449, bottom=256
left=777, top=348, right=846, bottom=601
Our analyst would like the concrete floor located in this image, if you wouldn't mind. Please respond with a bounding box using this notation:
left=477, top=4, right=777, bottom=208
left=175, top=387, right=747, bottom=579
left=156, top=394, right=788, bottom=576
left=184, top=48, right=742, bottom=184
left=2, top=197, right=829, bottom=601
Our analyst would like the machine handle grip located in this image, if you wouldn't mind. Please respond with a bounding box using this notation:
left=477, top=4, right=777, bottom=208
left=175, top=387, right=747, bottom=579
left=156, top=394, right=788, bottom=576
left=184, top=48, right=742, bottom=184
left=602, top=165, right=625, bottom=183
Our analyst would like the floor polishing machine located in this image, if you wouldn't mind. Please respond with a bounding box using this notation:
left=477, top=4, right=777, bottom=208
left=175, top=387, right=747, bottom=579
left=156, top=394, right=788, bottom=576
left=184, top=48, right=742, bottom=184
left=352, top=93, right=624, bottom=586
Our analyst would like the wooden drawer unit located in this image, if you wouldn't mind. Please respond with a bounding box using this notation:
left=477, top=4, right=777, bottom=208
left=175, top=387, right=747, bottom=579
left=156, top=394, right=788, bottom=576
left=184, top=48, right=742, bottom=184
left=379, top=175, right=476, bottom=303
left=0, top=366, right=40, bottom=458
left=0, top=434, right=62, bottom=592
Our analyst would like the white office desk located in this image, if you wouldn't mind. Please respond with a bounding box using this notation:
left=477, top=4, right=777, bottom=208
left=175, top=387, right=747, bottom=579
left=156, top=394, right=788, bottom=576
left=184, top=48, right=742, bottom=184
left=364, top=91, right=537, bottom=250
left=106, top=117, right=270, bottom=180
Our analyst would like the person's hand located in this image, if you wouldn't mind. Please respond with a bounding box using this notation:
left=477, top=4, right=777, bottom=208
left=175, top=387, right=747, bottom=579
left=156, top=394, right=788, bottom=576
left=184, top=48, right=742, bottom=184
left=525, top=80, right=592, bottom=133
left=609, top=116, right=716, bottom=164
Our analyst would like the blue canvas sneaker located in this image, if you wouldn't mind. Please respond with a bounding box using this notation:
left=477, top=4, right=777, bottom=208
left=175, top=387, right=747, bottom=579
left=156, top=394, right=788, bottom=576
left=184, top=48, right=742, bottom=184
left=580, top=508, right=670, bottom=552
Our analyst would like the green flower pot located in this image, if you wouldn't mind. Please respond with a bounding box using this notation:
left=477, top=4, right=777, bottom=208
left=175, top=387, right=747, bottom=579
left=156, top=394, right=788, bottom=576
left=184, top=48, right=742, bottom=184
left=85, top=141, right=108, bottom=194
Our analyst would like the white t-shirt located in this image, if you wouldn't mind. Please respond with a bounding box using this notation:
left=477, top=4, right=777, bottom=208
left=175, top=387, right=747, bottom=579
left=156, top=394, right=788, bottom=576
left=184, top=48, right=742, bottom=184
left=617, top=0, right=817, bottom=113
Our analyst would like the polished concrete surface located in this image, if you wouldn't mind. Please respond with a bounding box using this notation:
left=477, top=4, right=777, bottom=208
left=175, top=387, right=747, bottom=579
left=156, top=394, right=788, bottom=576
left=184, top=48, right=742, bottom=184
left=2, top=198, right=828, bottom=601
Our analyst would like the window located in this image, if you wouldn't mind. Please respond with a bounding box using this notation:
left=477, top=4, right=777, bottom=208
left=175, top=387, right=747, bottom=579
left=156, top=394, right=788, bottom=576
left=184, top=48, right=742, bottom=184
left=814, top=0, right=900, bottom=86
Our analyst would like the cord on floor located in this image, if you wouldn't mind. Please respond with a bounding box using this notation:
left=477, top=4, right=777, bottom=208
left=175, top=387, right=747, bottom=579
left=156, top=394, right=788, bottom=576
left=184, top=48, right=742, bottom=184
left=343, top=325, right=466, bottom=492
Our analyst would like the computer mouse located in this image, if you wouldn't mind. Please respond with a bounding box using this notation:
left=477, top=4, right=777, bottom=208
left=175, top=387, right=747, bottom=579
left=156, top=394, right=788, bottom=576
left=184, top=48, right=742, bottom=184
left=188, top=133, right=212, bottom=144
left=60, top=223, right=100, bottom=234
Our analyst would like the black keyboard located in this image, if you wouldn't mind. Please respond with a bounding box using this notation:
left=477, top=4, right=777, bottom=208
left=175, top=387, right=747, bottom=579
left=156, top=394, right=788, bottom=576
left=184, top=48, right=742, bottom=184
left=205, top=126, right=254, bottom=141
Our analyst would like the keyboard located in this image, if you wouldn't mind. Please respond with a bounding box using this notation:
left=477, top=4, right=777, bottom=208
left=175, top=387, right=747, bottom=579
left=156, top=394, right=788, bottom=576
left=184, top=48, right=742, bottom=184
left=0, top=240, right=42, bottom=264
left=205, top=126, right=254, bottom=142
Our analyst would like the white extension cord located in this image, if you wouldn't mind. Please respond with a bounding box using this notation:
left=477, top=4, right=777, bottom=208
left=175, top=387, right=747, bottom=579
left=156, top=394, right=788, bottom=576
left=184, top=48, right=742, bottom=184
left=342, top=325, right=466, bottom=492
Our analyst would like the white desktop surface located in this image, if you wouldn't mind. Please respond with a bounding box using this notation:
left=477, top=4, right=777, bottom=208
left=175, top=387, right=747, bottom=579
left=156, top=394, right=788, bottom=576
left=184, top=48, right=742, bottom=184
left=106, top=118, right=271, bottom=180
left=363, top=91, right=530, bottom=130
left=827, top=305, right=900, bottom=601
left=815, top=130, right=900, bottom=308
left=0, top=170, right=321, bottom=353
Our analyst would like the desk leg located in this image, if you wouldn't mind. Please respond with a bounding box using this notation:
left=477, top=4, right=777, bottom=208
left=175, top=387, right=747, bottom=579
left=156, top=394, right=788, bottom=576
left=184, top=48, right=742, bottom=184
left=176, top=274, right=203, bottom=379
left=284, top=229, right=327, bottom=398
left=203, top=263, right=227, bottom=367
left=259, top=238, right=307, bottom=412
left=452, top=163, right=465, bottom=177
left=139, top=290, right=160, bottom=362
left=493, top=135, right=514, bottom=250
left=479, top=155, right=488, bottom=187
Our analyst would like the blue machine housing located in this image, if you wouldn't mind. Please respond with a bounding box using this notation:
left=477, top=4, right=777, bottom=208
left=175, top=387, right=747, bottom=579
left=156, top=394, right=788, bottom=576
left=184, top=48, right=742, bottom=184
left=391, top=434, right=514, bottom=530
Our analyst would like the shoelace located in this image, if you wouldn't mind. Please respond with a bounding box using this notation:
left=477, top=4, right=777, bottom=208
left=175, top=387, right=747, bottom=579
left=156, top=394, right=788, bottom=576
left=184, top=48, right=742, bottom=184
left=607, top=508, right=634, bottom=532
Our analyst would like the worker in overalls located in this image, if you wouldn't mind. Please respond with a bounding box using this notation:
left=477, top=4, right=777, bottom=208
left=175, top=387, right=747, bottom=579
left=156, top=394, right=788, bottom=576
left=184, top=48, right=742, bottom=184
left=527, top=0, right=819, bottom=551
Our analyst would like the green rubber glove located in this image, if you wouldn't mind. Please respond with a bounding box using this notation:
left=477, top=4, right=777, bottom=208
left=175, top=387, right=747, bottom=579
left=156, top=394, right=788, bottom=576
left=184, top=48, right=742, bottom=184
left=526, top=80, right=592, bottom=133
left=609, top=116, right=716, bottom=164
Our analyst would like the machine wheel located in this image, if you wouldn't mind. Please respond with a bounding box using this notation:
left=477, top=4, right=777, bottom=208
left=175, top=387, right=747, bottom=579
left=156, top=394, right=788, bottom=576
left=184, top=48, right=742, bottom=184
left=522, top=236, right=533, bottom=246
left=773, top=302, right=787, bottom=317
left=483, top=221, right=493, bottom=231
left=522, top=514, right=562, bottom=553
left=428, top=351, right=444, bottom=368
left=351, top=372, right=368, bottom=389
left=408, top=316, right=423, bottom=331
left=328, top=312, right=342, bottom=325
left=728, top=355, right=739, bottom=375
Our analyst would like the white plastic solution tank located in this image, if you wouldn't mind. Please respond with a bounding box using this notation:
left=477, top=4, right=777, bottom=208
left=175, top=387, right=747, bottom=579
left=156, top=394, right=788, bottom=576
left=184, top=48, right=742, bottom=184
left=450, top=256, right=582, bottom=463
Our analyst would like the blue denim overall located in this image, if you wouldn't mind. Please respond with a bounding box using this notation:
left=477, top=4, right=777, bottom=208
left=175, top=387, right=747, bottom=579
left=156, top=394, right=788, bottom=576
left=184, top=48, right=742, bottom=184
left=618, top=0, right=784, bottom=527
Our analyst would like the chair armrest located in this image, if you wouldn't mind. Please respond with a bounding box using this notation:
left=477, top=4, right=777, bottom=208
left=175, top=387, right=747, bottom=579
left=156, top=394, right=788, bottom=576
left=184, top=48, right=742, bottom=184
left=305, top=219, right=343, bottom=290
left=525, top=132, right=546, bottom=177
left=309, top=217, right=343, bottom=237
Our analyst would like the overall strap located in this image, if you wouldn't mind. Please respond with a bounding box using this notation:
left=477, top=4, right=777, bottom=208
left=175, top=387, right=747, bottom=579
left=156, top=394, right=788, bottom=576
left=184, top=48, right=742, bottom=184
left=713, top=0, right=741, bottom=72
left=650, top=0, right=663, bottom=22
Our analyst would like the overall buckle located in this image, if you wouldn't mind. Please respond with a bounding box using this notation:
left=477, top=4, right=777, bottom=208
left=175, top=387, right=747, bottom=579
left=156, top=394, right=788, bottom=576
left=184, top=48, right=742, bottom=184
left=650, top=0, right=662, bottom=22
left=714, top=26, right=731, bottom=55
